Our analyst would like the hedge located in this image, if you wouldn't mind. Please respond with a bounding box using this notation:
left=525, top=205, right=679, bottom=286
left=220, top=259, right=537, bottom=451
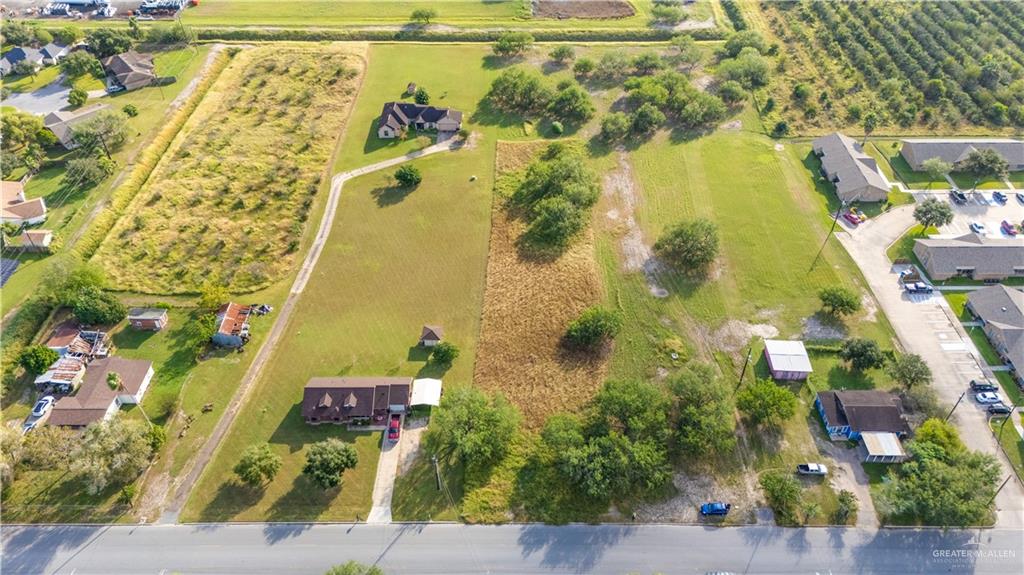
left=720, top=0, right=748, bottom=31
left=194, top=27, right=726, bottom=43
left=72, top=50, right=233, bottom=261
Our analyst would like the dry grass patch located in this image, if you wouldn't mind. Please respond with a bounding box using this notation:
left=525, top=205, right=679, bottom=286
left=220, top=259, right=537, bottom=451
left=94, top=45, right=366, bottom=293
left=473, top=141, right=607, bottom=426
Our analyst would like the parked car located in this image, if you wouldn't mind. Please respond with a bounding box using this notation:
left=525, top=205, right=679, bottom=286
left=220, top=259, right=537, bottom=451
left=904, top=282, right=933, bottom=294
left=700, top=502, right=731, bottom=516
left=31, top=396, right=55, bottom=417
left=992, top=191, right=1008, bottom=204
left=950, top=190, right=968, bottom=204
left=842, top=213, right=861, bottom=226
left=976, top=392, right=1004, bottom=404
left=970, top=379, right=999, bottom=392
left=21, top=421, right=38, bottom=435
left=387, top=413, right=401, bottom=442
left=797, top=463, right=829, bottom=476
left=1001, top=221, right=1018, bottom=236
left=1016, top=192, right=1024, bottom=206
left=988, top=404, right=1012, bottom=415
left=849, top=206, right=868, bottom=222
left=969, top=222, right=987, bottom=234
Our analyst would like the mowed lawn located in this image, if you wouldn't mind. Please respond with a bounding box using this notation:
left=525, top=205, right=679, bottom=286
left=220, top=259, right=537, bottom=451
left=182, top=142, right=496, bottom=521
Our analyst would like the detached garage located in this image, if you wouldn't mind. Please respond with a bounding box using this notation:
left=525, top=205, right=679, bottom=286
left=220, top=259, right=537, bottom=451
left=764, top=339, right=813, bottom=381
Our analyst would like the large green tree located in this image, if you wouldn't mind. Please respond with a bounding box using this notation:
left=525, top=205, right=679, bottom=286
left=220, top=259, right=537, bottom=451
left=958, top=148, right=1010, bottom=180
left=839, top=338, right=886, bottom=371
left=885, top=353, right=932, bottom=389
left=492, top=32, right=534, bottom=57
left=426, top=387, right=520, bottom=471
left=234, top=443, right=282, bottom=487
left=736, top=379, right=797, bottom=426
left=654, top=217, right=720, bottom=273
left=564, top=306, right=621, bottom=350
left=71, top=111, right=130, bottom=159
left=72, top=285, right=127, bottom=325
left=913, top=197, right=954, bottom=231
left=819, top=286, right=861, bottom=316
left=86, top=28, right=134, bottom=59
left=18, top=345, right=59, bottom=375
left=670, top=363, right=736, bottom=457
left=303, top=438, right=358, bottom=489
left=593, top=379, right=671, bottom=443
left=73, top=418, right=153, bottom=495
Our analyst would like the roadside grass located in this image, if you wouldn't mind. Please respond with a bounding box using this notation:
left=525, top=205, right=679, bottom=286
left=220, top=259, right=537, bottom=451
left=0, top=470, right=129, bottom=524
left=967, top=328, right=1003, bottom=367
left=1, top=45, right=212, bottom=314
left=866, top=140, right=1006, bottom=190
left=885, top=225, right=935, bottom=263
left=391, top=455, right=464, bottom=522
left=942, top=291, right=972, bottom=322
left=989, top=418, right=1024, bottom=482
left=993, top=372, right=1023, bottom=409
left=93, top=45, right=365, bottom=294
left=182, top=141, right=496, bottom=522
left=2, top=66, right=62, bottom=92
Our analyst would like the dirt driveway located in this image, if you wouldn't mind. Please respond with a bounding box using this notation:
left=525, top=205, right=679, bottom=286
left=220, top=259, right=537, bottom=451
left=837, top=205, right=1024, bottom=528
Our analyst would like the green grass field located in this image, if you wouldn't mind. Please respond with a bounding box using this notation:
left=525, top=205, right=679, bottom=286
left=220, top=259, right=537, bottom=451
left=2, top=66, right=62, bottom=92
left=1, top=46, right=212, bottom=314
left=990, top=418, right=1024, bottom=480
left=867, top=140, right=1009, bottom=190
left=886, top=225, right=935, bottom=263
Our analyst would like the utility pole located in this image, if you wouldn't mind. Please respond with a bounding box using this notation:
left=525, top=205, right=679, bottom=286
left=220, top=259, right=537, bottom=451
left=986, top=475, right=1014, bottom=507
left=810, top=201, right=845, bottom=272
left=945, top=391, right=966, bottom=422
left=998, top=405, right=1016, bottom=433
left=432, top=454, right=441, bottom=491
left=737, top=347, right=753, bottom=391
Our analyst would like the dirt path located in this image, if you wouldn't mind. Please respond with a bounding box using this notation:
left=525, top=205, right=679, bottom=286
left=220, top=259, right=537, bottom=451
left=602, top=151, right=668, bottom=297
left=159, top=140, right=463, bottom=522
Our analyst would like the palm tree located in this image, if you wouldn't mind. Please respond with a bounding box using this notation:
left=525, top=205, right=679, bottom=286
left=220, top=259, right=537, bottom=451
left=107, top=371, right=152, bottom=429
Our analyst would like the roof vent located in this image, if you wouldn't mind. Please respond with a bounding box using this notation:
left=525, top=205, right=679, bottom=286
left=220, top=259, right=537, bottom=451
left=1001, top=307, right=1008, bottom=312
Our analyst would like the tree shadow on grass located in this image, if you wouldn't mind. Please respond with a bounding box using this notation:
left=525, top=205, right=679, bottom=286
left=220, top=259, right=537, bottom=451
left=195, top=480, right=264, bottom=523
left=415, top=359, right=452, bottom=379
left=370, top=184, right=415, bottom=207
left=267, top=403, right=310, bottom=454
left=482, top=54, right=522, bottom=70
left=827, top=365, right=877, bottom=391
left=469, top=97, right=527, bottom=130
left=265, top=474, right=342, bottom=525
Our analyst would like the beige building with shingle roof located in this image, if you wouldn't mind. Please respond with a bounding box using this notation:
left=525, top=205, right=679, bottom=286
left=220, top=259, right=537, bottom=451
left=811, top=132, right=890, bottom=203
left=44, top=103, right=110, bottom=149
left=1, top=180, right=47, bottom=225
left=900, top=138, right=1024, bottom=171
left=913, top=233, right=1024, bottom=280
left=967, top=285, right=1024, bottom=386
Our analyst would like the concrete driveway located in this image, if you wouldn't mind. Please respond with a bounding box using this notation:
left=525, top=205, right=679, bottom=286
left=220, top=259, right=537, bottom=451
left=837, top=205, right=1024, bottom=528
left=2, top=77, right=70, bottom=115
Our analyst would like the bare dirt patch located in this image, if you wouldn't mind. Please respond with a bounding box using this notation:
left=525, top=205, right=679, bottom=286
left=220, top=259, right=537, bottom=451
left=860, top=293, right=878, bottom=322
left=702, top=320, right=779, bottom=353
left=533, top=0, right=635, bottom=20
left=720, top=120, right=742, bottom=131
left=802, top=312, right=847, bottom=341
left=635, top=470, right=757, bottom=524
left=473, top=142, right=608, bottom=426
left=398, top=417, right=429, bottom=475
left=693, top=75, right=714, bottom=92
left=602, top=152, right=668, bottom=298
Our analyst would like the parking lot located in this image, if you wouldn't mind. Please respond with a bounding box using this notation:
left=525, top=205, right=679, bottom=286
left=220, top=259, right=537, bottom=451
left=912, top=190, right=1024, bottom=238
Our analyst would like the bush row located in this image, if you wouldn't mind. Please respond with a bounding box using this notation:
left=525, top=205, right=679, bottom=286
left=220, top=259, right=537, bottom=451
left=720, top=0, right=747, bottom=31
left=195, top=26, right=726, bottom=43
left=72, top=51, right=232, bottom=261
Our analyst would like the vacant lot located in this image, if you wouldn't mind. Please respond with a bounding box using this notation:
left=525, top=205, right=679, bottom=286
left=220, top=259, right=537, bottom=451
left=473, top=141, right=607, bottom=426
left=93, top=45, right=365, bottom=294
left=534, top=1, right=634, bottom=19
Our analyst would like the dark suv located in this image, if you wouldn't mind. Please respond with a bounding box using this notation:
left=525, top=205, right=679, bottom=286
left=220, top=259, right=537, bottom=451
left=949, top=190, right=968, bottom=205
left=970, top=379, right=999, bottom=392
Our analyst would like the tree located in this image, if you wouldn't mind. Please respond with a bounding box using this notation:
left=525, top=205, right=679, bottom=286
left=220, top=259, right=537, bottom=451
left=324, top=562, right=385, bottom=575
left=431, top=341, right=460, bottom=365
left=413, top=87, right=430, bottom=105
left=122, top=104, right=139, bottom=118
left=184, top=312, right=217, bottom=357
left=572, top=57, right=595, bottom=77
left=64, top=153, right=116, bottom=188
left=410, top=7, right=437, bottom=25
left=67, top=87, right=88, bottom=107
left=394, top=164, right=422, bottom=188
left=630, top=102, right=666, bottom=134
left=2, top=109, right=56, bottom=178
left=0, top=425, right=24, bottom=485
left=834, top=490, right=857, bottom=524
left=717, top=80, right=746, bottom=105
left=18, top=345, right=59, bottom=375
left=73, top=417, right=153, bottom=495
left=861, top=111, right=879, bottom=146
left=716, top=47, right=770, bottom=89
left=737, top=380, right=796, bottom=426
left=723, top=30, right=767, bottom=57
left=547, top=83, right=595, bottom=124
left=600, top=112, right=631, bottom=142
left=760, top=471, right=801, bottom=524
left=560, top=432, right=669, bottom=500
left=234, top=443, right=282, bottom=487
left=914, top=418, right=964, bottom=454
left=492, top=32, right=534, bottom=57
left=486, top=68, right=554, bottom=116
left=632, top=52, right=664, bottom=75
left=549, top=45, right=575, bottom=64
left=596, top=51, right=630, bottom=81
left=593, top=379, right=671, bottom=443
left=920, top=157, right=952, bottom=187
left=653, top=217, right=719, bottom=273
left=71, top=111, right=129, bottom=159
left=72, top=285, right=127, bottom=325
left=196, top=281, right=228, bottom=312
left=22, top=425, right=78, bottom=471
left=524, top=196, right=584, bottom=248
left=564, top=306, right=621, bottom=351
left=668, top=34, right=702, bottom=71
left=671, top=363, right=736, bottom=457
left=426, top=387, right=520, bottom=470
left=958, top=148, right=1010, bottom=180
left=2, top=20, right=35, bottom=46
left=886, top=354, right=932, bottom=389
left=913, top=197, right=954, bottom=231
left=818, top=286, right=861, bottom=316
left=60, top=51, right=103, bottom=79
left=839, top=338, right=886, bottom=371
left=55, top=25, right=84, bottom=45
left=42, top=256, right=107, bottom=305
left=86, top=28, right=134, bottom=59
left=128, top=16, right=143, bottom=40
left=12, top=60, right=37, bottom=77
left=651, top=4, right=685, bottom=24
left=303, top=439, right=358, bottom=489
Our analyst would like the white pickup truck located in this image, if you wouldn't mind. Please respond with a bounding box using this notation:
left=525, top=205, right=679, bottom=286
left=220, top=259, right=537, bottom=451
left=797, top=463, right=828, bottom=476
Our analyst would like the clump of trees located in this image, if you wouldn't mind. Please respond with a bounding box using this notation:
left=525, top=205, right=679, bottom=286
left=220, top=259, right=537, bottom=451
left=510, top=143, right=600, bottom=251
left=303, top=438, right=359, bottom=489
left=1, top=109, right=57, bottom=178
left=86, top=28, right=135, bottom=59
left=60, top=51, right=104, bottom=80
left=430, top=341, right=460, bottom=365
left=426, top=387, right=521, bottom=474
left=492, top=31, right=534, bottom=58
left=885, top=353, right=932, bottom=389
left=913, top=197, right=953, bottom=230
left=620, top=71, right=728, bottom=135
left=653, top=217, right=720, bottom=274
left=736, top=379, right=797, bottom=427
left=818, top=286, right=861, bottom=316
left=671, top=363, right=736, bottom=457
left=18, top=345, right=59, bottom=375
left=564, top=306, right=621, bottom=351
left=959, top=149, right=1010, bottom=181
left=486, top=68, right=595, bottom=127
left=74, top=417, right=153, bottom=495
left=839, top=338, right=886, bottom=371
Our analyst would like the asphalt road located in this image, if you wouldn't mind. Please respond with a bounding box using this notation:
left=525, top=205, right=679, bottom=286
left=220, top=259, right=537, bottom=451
left=2, top=523, right=1022, bottom=575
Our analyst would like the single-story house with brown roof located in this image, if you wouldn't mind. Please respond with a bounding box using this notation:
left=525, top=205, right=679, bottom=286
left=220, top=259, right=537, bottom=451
left=212, top=303, right=251, bottom=348
left=377, top=102, right=462, bottom=139
left=102, top=51, right=156, bottom=92
left=913, top=233, right=1024, bottom=281
left=2, top=180, right=47, bottom=226
left=302, top=376, right=411, bottom=425
left=128, top=307, right=169, bottom=331
left=900, top=138, right=1024, bottom=172
left=815, top=390, right=910, bottom=441
left=48, top=356, right=154, bottom=428
left=419, top=325, right=444, bottom=347
left=44, top=103, right=110, bottom=149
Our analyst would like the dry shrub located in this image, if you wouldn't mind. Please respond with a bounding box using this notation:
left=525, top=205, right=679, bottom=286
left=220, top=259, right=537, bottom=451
left=473, top=141, right=608, bottom=426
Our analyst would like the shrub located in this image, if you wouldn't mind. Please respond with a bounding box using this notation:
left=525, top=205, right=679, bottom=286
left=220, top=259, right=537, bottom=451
left=413, top=87, right=430, bottom=105
left=426, top=387, right=520, bottom=471
left=630, top=102, right=666, bottom=134
left=549, top=45, right=575, bottom=63
left=572, top=57, right=596, bottom=76
left=18, top=345, right=59, bottom=375
left=717, top=80, right=746, bottom=104
left=819, top=285, right=861, bottom=316
left=760, top=471, right=801, bottom=524
left=839, top=338, right=885, bottom=371
left=493, top=31, right=534, bottom=57
left=67, top=87, right=88, bottom=107
left=122, top=104, right=139, bottom=118
left=303, top=438, right=358, bottom=489
left=653, top=217, right=719, bottom=272
left=72, top=285, right=127, bottom=325
left=564, top=306, right=621, bottom=350
left=600, top=112, right=631, bottom=142
left=234, top=443, right=282, bottom=487
left=547, top=82, right=594, bottom=124
left=394, top=164, right=422, bottom=187
left=737, top=379, right=797, bottom=426
left=431, top=341, right=460, bottom=365
left=550, top=121, right=563, bottom=136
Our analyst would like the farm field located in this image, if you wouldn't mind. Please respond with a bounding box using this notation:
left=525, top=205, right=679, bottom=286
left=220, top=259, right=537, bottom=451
left=179, top=0, right=713, bottom=30
left=92, top=45, right=366, bottom=294
left=757, top=1, right=1024, bottom=135
left=181, top=138, right=497, bottom=522
left=1, top=45, right=213, bottom=314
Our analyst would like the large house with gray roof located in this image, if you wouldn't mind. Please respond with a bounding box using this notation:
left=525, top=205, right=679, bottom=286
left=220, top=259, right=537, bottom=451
left=811, top=132, right=890, bottom=203
left=966, top=285, right=1024, bottom=387
left=900, top=138, right=1024, bottom=172
left=44, top=103, right=110, bottom=149
left=913, top=233, right=1024, bottom=281
left=377, top=102, right=462, bottom=139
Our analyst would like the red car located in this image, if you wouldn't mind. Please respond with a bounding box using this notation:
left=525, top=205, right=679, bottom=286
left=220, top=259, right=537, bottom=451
left=842, top=213, right=861, bottom=226
left=387, top=413, right=401, bottom=442
left=1001, top=220, right=1018, bottom=236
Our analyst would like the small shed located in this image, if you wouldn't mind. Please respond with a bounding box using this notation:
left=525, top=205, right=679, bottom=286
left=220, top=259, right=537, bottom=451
left=411, top=378, right=443, bottom=407
left=419, top=325, right=443, bottom=347
left=406, top=82, right=417, bottom=95
left=764, top=339, right=813, bottom=381
left=128, top=307, right=169, bottom=331
left=859, top=431, right=909, bottom=463
left=20, top=229, right=52, bottom=252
